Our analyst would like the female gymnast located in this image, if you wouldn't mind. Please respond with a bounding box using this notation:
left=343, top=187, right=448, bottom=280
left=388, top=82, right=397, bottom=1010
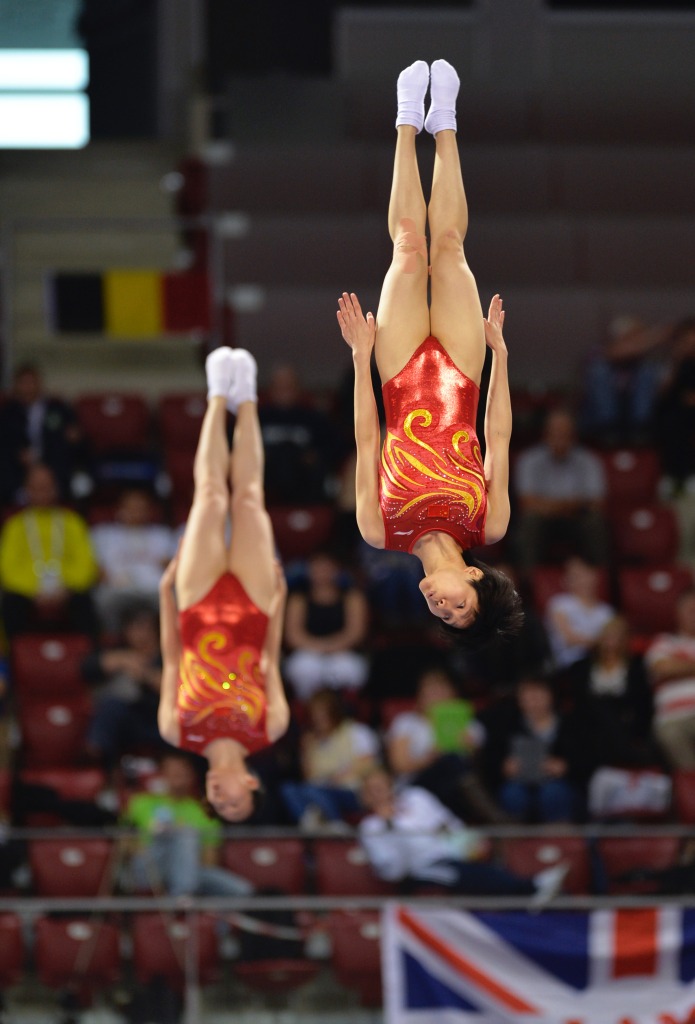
left=157, top=348, right=289, bottom=820
left=337, top=59, right=522, bottom=648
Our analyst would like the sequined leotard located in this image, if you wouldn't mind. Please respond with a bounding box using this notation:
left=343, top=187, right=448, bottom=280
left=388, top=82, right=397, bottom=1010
left=176, top=573, right=269, bottom=756
left=378, top=336, right=487, bottom=554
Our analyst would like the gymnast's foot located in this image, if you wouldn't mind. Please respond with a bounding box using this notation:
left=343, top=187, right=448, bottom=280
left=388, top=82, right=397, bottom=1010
left=395, top=60, right=429, bottom=133
left=228, top=348, right=258, bottom=414
left=425, top=58, right=460, bottom=135
left=205, top=346, right=236, bottom=405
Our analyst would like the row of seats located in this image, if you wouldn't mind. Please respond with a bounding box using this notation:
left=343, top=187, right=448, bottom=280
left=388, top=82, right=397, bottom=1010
left=13, top=832, right=693, bottom=900
left=0, top=910, right=382, bottom=1007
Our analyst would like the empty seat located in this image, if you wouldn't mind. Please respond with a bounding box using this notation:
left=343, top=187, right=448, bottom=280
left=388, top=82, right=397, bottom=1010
left=11, top=633, right=91, bottom=704
left=598, top=448, right=661, bottom=508
left=164, top=448, right=194, bottom=506
left=314, top=839, right=395, bottom=897
left=326, top=910, right=383, bottom=1006
left=618, top=566, right=693, bottom=636
left=34, top=916, right=120, bottom=992
left=221, top=838, right=307, bottom=895
left=19, top=696, right=92, bottom=768
left=131, top=913, right=219, bottom=989
left=0, top=914, right=23, bottom=990
left=380, top=698, right=417, bottom=731
left=597, top=836, right=681, bottom=895
left=75, top=393, right=151, bottom=455
left=673, top=769, right=695, bottom=824
left=29, top=838, right=115, bottom=897
left=0, top=769, right=11, bottom=819
left=610, top=505, right=679, bottom=565
left=499, top=836, right=591, bottom=896
left=268, top=505, right=337, bottom=561
left=530, top=565, right=611, bottom=614
left=20, top=767, right=108, bottom=825
left=158, top=392, right=207, bottom=453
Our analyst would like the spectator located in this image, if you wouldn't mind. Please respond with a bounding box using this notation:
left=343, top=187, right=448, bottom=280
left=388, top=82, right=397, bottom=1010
left=0, top=463, right=98, bottom=637
left=571, top=615, right=656, bottom=769
left=654, top=318, right=695, bottom=486
left=385, top=667, right=502, bottom=822
left=481, top=676, right=583, bottom=823
left=91, top=488, right=176, bottom=630
left=514, top=408, right=608, bottom=571
left=283, top=551, right=369, bottom=701
left=0, top=362, right=86, bottom=504
left=545, top=558, right=615, bottom=672
left=259, top=363, right=343, bottom=504
left=645, top=587, right=695, bottom=769
left=358, top=766, right=567, bottom=902
left=122, top=752, right=253, bottom=898
left=280, top=688, right=379, bottom=828
left=579, top=316, right=665, bottom=447
left=83, top=605, right=168, bottom=768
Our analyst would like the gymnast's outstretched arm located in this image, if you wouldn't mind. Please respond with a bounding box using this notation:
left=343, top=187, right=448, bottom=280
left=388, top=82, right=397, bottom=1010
left=263, top=561, right=290, bottom=742
left=482, top=295, right=512, bottom=545
left=157, top=553, right=182, bottom=745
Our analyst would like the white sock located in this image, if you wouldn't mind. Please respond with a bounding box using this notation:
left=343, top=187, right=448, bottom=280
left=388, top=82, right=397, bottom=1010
left=228, top=349, right=257, bottom=413
left=395, top=60, right=429, bottom=133
left=205, top=347, right=235, bottom=404
left=424, top=58, right=460, bottom=135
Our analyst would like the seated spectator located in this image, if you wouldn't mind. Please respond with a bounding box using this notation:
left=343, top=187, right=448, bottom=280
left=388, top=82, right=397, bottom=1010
left=0, top=463, right=98, bottom=637
left=481, top=676, right=583, bottom=823
left=579, top=316, right=665, bottom=448
left=386, top=667, right=502, bottom=822
left=654, top=318, right=695, bottom=486
left=281, top=688, right=379, bottom=828
left=514, top=408, right=608, bottom=571
left=645, top=587, right=695, bottom=769
left=545, top=557, right=615, bottom=672
left=83, top=605, right=169, bottom=768
left=283, top=551, right=369, bottom=701
left=92, top=488, right=176, bottom=630
left=259, top=363, right=343, bottom=504
left=358, top=766, right=567, bottom=902
left=570, top=615, right=656, bottom=769
left=122, top=752, right=253, bottom=897
left=0, top=362, right=87, bottom=504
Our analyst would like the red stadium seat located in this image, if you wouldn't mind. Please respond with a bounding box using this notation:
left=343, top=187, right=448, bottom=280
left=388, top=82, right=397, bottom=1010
left=221, top=838, right=307, bottom=894
left=158, top=392, right=207, bottom=453
left=29, top=838, right=115, bottom=897
left=233, top=960, right=321, bottom=995
left=610, top=505, right=679, bottom=565
left=19, top=696, right=92, bottom=767
left=326, top=911, right=383, bottom=1006
left=380, top=698, right=417, bottom=731
left=0, top=914, right=23, bottom=990
left=599, top=448, right=661, bottom=507
left=20, top=767, right=108, bottom=825
left=0, top=769, right=11, bottom=819
left=11, top=633, right=91, bottom=704
left=673, top=770, right=695, bottom=824
left=131, top=913, right=219, bottom=989
left=164, top=447, right=195, bottom=505
left=314, top=839, right=396, bottom=897
left=34, top=916, right=120, bottom=993
left=75, top=392, right=151, bottom=455
left=618, top=566, right=694, bottom=636
left=499, top=836, right=591, bottom=895
left=268, top=505, right=337, bottom=561
left=597, top=836, right=681, bottom=894
left=530, top=565, right=611, bottom=614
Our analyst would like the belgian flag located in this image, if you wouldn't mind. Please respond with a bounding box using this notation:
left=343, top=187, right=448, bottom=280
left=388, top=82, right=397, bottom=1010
left=49, top=268, right=211, bottom=336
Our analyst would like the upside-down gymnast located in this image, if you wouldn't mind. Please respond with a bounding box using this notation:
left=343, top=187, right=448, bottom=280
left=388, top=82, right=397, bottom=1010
left=157, top=348, right=289, bottom=821
left=337, top=59, right=523, bottom=649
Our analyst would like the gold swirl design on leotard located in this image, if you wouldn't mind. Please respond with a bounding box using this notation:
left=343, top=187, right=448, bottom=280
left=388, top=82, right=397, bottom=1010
left=380, top=407, right=485, bottom=521
left=178, top=631, right=264, bottom=728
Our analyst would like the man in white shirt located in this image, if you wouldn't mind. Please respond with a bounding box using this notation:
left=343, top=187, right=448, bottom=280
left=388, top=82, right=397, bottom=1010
left=645, top=588, right=695, bottom=768
left=358, top=767, right=566, bottom=902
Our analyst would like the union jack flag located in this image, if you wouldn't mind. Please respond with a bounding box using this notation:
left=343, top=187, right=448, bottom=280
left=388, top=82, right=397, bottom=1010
left=382, top=905, right=695, bottom=1024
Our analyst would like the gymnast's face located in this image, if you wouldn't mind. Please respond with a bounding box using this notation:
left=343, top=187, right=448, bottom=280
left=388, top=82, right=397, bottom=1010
left=419, top=565, right=483, bottom=629
left=206, top=767, right=259, bottom=822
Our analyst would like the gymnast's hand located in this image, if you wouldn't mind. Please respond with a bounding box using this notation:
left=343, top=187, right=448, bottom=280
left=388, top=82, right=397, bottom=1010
left=484, top=294, right=507, bottom=355
left=337, top=292, right=376, bottom=359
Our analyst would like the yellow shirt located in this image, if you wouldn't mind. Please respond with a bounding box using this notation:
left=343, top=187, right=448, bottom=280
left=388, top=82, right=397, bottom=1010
left=0, top=508, right=99, bottom=597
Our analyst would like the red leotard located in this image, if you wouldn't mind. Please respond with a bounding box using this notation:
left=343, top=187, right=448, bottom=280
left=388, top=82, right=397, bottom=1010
left=176, top=573, right=269, bottom=757
left=378, top=336, right=487, bottom=554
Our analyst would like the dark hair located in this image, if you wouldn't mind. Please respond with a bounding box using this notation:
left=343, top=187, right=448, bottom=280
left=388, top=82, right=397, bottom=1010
left=437, top=553, right=524, bottom=652
left=307, top=687, right=347, bottom=729
left=203, top=776, right=266, bottom=823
